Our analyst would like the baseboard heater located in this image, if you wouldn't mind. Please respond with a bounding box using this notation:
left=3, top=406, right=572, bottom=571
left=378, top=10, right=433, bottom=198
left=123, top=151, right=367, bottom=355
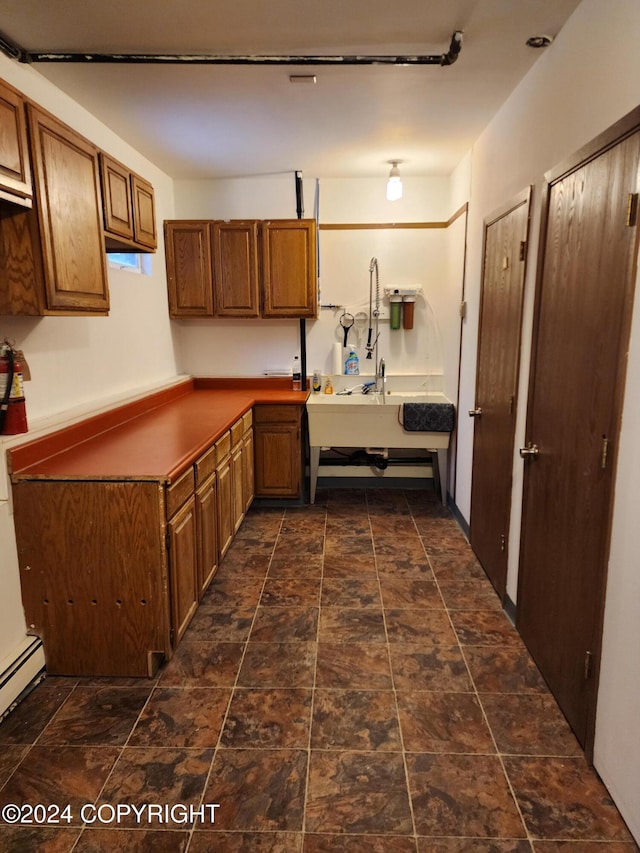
left=0, top=636, right=46, bottom=720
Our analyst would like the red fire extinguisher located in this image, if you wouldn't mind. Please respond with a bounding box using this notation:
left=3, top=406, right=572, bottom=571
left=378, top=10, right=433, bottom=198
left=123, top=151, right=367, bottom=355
left=0, top=342, right=28, bottom=435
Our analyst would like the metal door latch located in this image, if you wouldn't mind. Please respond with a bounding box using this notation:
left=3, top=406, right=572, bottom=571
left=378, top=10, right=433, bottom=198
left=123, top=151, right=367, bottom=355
left=519, top=443, right=540, bottom=459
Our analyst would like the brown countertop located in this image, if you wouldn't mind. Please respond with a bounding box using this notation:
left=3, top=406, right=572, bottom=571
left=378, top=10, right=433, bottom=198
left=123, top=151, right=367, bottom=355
left=9, top=378, right=308, bottom=482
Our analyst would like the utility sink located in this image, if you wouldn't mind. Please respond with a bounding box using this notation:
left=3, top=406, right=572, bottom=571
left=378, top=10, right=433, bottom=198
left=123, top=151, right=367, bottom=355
left=306, top=390, right=454, bottom=505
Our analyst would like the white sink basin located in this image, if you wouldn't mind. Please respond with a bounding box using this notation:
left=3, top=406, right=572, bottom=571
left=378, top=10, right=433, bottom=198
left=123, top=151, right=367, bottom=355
left=306, top=390, right=453, bottom=504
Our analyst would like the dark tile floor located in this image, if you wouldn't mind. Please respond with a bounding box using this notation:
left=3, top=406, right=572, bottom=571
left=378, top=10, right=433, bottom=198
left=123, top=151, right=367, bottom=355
left=0, top=488, right=637, bottom=852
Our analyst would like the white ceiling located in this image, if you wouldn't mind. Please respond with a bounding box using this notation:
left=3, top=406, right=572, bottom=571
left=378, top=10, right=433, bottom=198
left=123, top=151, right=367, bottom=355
left=0, top=0, right=582, bottom=179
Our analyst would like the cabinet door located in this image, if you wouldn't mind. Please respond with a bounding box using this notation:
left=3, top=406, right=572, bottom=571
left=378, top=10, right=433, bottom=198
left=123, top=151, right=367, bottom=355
left=243, top=427, right=255, bottom=513
left=167, top=495, right=199, bottom=645
left=165, top=221, right=214, bottom=317
left=100, top=153, right=134, bottom=240
left=216, top=452, right=234, bottom=559
left=231, top=441, right=244, bottom=533
left=0, top=79, right=32, bottom=206
left=196, top=473, right=219, bottom=598
left=132, top=174, right=157, bottom=249
left=212, top=220, right=260, bottom=316
left=27, top=105, right=109, bottom=313
left=261, top=219, right=317, bottom=318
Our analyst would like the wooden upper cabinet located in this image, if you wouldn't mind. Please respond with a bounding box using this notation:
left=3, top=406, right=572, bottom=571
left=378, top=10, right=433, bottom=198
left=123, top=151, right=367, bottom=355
left=0, top=79, right=32, bottom=207
left=164, top=220, right=214, bottom=317
left=101, top=154, right=133, bottom=240
left=261, top=219, right=317, bottom=318
left=132, top=174, right=157, bottom=249
left=212, top=220, right=260, bottom=317
left=8, top=105, right=109, bottom=315
left=101, top=153, right=157, bottom=252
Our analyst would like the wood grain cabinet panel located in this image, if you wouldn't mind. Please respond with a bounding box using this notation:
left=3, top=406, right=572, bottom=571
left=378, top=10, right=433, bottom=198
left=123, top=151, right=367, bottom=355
left=0, top=105, right=109, bottom=316
left=12, top=480, right=171, bottom=677
left=196, top=472, right=219, bottom=597
left=261, top=219, right=317, bottom=318
left=212, top=220, right=260, bottom=316
left=215, top=435, right=234, bottom=560
left=0, top=78, right=32, bottom=206
left=101, top=154, right=157, bottom=252
left=165, top=220, right=214, bottom=317
left=167, top=494, right=199, bottom=645
left=253, top=405, right=302, bottom=497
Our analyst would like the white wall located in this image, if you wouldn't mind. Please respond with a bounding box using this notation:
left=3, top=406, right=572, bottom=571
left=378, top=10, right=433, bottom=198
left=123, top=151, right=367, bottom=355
left=0, top=54, right=180, bottom=695
left=454, top=0, right=640, bottom=840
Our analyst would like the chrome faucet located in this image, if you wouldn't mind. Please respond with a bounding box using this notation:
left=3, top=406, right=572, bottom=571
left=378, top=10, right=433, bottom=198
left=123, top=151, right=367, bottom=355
left=376, top=357, right=386, bottom=396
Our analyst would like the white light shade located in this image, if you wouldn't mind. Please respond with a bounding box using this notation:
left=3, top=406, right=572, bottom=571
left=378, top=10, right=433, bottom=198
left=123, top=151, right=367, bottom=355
left=386, top=161, right=403, bottom=201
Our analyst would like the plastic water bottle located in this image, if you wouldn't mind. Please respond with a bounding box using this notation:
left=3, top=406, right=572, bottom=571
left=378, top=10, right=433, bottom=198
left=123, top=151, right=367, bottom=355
left=291, top=356, right=302, bottom=391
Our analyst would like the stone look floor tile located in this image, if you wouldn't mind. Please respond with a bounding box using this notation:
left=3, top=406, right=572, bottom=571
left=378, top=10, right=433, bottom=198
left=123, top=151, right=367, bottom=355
left=316, top=642, right=393, bottom=690
left=158, top=641, right=245, bottom=687
left=318, top=606, right=387, bottom=643
left=249, top=605, right=319, bottom=642
left=220, top=687, right=312, bottom=748
left=1, top=495, right=635, bottom=853
left=204, top=748, right=307, bottom=831
left=312, top=689, right=402, bottom=751
left=480, top=694, right=582, bottom=757
left=306, top=750, right=413, bottom=835
left=397, top=691, right=496, bottom=754
left=38, top=686, right=152, bottom=746
left=128, top=686, right=231, bottom=748
left=98, top=746, right=213, bottom=828
left=503, top=756, right=636, bottom=842
left=406, top=753, right=526, bottom=838
left=73, top=828, right=191, bottom=852
left=238, top=642, right=316, bottom=687
left=0, top=745, right=121, bottom=826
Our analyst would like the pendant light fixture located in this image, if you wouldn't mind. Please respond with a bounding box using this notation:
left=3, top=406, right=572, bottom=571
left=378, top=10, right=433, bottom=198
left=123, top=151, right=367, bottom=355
left=386, top=160, right=403, bottom=201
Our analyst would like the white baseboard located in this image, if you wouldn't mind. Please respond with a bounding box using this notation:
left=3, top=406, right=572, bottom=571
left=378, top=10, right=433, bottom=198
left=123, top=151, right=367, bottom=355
left=0, top=636, right=45, bottom=718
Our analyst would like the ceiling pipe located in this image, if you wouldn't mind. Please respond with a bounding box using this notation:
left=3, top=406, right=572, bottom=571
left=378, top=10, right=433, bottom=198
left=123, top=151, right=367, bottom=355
left=0, top=31, right=463, bottom=67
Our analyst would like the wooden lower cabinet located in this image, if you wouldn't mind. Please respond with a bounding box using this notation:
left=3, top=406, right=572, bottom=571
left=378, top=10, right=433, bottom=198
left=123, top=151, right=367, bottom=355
left=253, top=404, right=302, bottom=497
left=12, top=480, right=171, bottom=677
left=167, top=494, right=198, bottom=645
left=215, top=432, right=234, bottom=561
left=11, top=408, right=257, bottom=677
left=196, top=472, right=219, bottom=597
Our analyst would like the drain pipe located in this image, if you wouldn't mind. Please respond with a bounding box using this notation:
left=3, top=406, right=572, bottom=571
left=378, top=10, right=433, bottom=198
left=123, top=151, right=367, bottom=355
left=0, top=32, right=463, bottom=67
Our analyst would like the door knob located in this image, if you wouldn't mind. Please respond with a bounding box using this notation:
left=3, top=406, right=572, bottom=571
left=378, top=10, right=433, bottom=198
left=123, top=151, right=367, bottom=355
left=519, top=443, right=540, bottom=459
left=468, top=408, right=482, bottom=417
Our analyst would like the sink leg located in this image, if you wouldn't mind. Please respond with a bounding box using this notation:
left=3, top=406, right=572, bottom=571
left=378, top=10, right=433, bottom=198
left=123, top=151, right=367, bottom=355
left=310, top=446, right=320, bottom=504
left=435, top=448, right=448, bottom=506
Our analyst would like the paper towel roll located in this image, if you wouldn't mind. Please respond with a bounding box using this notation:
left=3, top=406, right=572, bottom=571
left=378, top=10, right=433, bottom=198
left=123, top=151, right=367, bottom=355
left=332, top=342, right=343, bottom=376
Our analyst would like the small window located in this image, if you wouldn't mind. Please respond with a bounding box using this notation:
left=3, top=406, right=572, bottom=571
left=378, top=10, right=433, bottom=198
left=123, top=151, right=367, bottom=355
left=108, top=253, right=151, bottom=274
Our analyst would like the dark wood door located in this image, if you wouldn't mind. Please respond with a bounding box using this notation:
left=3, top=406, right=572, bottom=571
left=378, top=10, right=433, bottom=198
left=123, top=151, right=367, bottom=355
left=470, top=189, right=530, bottom=598
left=517, top=121, right=640, bottom=749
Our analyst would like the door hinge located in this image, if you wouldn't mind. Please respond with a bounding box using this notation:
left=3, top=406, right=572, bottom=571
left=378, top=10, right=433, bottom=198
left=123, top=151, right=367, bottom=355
left=500, top=533, right=506, bottom=553
left=519, top=240, right=527, bottom=261
left=601, top=436, right=610, bottom=470
left=459, top=300, right=467, bottom=319
left=584, top=650, right=594, bottom=680
left=626, top=192, right=638, bottom=227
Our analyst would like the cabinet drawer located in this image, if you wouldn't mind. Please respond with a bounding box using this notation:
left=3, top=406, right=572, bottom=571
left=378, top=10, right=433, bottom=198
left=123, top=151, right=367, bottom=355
left=253, top=405, right=301, bottom=425
left=230, top=418, right=244, bottom=447
left=166, top=467, right=195, bottom=518
left=242, top=410, right=253, bottom=432
left=215, top=430, right=231, bottom=461
left=195, top=443, right=217, bottom=486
